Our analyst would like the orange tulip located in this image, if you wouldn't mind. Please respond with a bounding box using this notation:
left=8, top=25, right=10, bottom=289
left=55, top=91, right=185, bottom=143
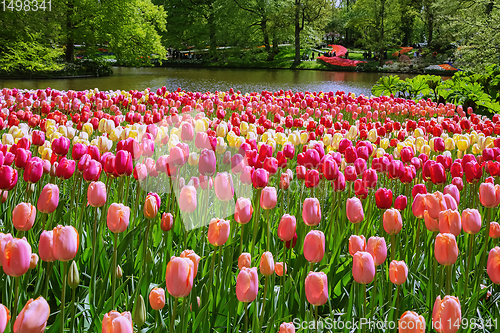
left=398, top=311, right=425, bottom=333
left=236, top=267, right=258, bottom=302
left=144, top=193, right=159, bottom=219
left=29, top=253, right=39, bottom=269
left=102, top=311, right=133, bottom=333
left=149, top=288, right=166, bottom=310
left=352, top=251, right=375, bottom=284
left=424, top=210, right=439, bottom=232
left=259, top=252, right=275, bottom=276
left=13, top=297, right=50, bottom=333
left=487, top=246, right=500, bottom=284
left=438, top=209, right=461, bottom=237
left=53, top=225, right=79, bottom=262
left=107, top=203, right=130, bottom=233
left=389, top=260, right=408, bottom=285
left=346, top=197, right=364, bottom=223
left=180, top=249, right=201, bottom=278
left=462, top=209, right=481, bottom=235
left=161, top=212, right=174, bottom=231
left=166, top=257, right=194, bottom=298
left=37, top=183, right=59, bottom=214
left=366, top=236, right=387, bottom=266
left=279, top=322, right=295, bottom=333
left=2, top=238, right=31, bottom=277
left=432, top=295, right=461, bottom=333
left=383, top=208, right=403, bottom=235
left=207, top=218, right=230, bottom=246
left=303, top=230, right=325, bottom=263
left=348, top=235, right=366, bottom=256
left=275, top=262, right=287, bottom=276
left=0, top=303, right=9, bottom=333
left=238, top=253, right=251, bottom=270
left=304, top=271, right=328, bottom=306
left=435, top=233, right=458, bottom=266
left=87, top=181, right=106, bottom=208
left=490, top=222, right=500, bottom=238
left=12, top=203, right=36, bottom=231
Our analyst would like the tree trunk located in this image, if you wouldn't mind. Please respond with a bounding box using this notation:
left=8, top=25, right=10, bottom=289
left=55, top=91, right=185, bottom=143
left=65, top=0, right=74, bottom=62
left=293, top=0, right=301, bottom=65
left=261, top=20, right=271, bottom=54
left=379, top=0, right=385, bottom=66
left=208, top=10, right=217, bottom=61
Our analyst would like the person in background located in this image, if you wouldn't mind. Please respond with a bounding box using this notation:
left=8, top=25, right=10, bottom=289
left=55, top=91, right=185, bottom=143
left=345, top=50, right=349, bottom=59
left=332, top=51, right=336, bottom=57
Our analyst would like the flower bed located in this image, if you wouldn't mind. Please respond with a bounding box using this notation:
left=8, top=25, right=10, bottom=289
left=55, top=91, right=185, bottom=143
left=392, top=47, right=413, bottom=57
left=327, top=44, right=347, bottom=57
left=317, top=55, right=366, bottom=67
left=0, top=86, right=498, bottom=333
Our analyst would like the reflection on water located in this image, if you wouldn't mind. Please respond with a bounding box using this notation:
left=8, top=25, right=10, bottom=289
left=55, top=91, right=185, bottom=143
left=0, top=67, right=418, bottom=96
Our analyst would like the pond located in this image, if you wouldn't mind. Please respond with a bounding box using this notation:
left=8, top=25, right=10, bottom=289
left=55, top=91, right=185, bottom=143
left=0, top=67, right=418, bottom=96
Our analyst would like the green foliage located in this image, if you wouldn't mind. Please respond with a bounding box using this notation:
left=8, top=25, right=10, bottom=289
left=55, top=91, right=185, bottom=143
left=0, top=41, right=64, bottom=76
left=372, top=69, right=500, bottom=115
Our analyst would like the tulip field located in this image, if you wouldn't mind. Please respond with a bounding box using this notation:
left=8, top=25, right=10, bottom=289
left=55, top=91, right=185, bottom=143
left=1, top=86, right=500, bottom=333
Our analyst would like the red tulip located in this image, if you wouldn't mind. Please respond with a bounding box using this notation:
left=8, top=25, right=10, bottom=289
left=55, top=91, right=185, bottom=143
left=0, top=166, right=18, bottom=191
left=375, top=188, right=393, bottom=209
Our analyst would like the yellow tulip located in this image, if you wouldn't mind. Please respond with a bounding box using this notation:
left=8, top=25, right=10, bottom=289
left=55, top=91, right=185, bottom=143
left=276, top=132, right=287, bottom=145
left=420, top=144, right=431, bottom=156
left=194, top=119, right=207, bottom=133
left=216, top=122, right=228, bottom=137
left=368, top=129, right=378, bottom=143
left=380, top=138, right=390, bottom=150
left=235, top=136, right=246, bottom=148
left=300, top=132, right=308, bottom=145
left=414, top=128, right=424, bottom=138
left=240, top=121, right=249, bottom=135
left=248, top=124, right=257, bottom=135
left=484, top=136, right=495, bottom=149
left=128, top=130, right=138, bottom=140
left=472, top=143, right=481, bottom=155
left=346, top=125, right=359, bottom=141
left=2, top=133, right=14, bottom=145
left=288, top=133, right=300, bottom=146
left=188, top=152, right=199, bottom=166
left=41, top=148, right=52, bottom=161
left=97, top=136, right=112, bottom=153
left=323, top=134, right=332, bottom=147
left=50, top=132, right=62, bottom=141
left=82, top=123, right=94, bottom=136
left=415, top=137, right=426, bottom=151
left=261, top=132, right=270, bottom=143
left=444, top=138, right=455, bottom=150
left=168, top=134, right=180, bottom=150
left=456, top=137, right=469, bottom=151
left=376, top=148, right=385, bottom=158
left=216, top=137, right=227, bottom=154
left=67, top=127, right=76, bottom=140
left=109, top=128, right=123, bottom=142
left=45, top=119, right=56, bottom=130
left=267, top=139, right=276, bottom=153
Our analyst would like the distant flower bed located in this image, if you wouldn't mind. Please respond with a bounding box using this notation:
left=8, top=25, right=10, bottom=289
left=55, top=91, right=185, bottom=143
left=317, top=56, right=366, bottom=67
left=392, top=47, right=413, bottom=57
left=326, top=45, right=347, bottom=57
left=439, top=64, right=458, bottom=71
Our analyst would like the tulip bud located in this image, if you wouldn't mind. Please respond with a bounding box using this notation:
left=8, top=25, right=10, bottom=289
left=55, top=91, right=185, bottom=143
left=68, top=261, right=80, bottom=289
left=116, top=265, right=123, bottom=279
left=133, top=295, right=146, bottom=327
left=29, top=253, right=39, bottom=270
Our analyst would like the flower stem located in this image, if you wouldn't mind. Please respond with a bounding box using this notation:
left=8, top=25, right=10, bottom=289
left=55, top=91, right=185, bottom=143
left=170, top=297, right=178, bottom=332
left=112, top=232, right=118, bottom=309
left=260, top=276, right=269, bottom=326
left=61, top=261, right=68, bottom=333
left=70, top=285, right=77, bottom=333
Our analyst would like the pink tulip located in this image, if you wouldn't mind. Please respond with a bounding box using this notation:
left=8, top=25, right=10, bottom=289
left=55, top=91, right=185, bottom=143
left=2, top=238, right=31, bottom=277
left=383, top=208, right=403, bottom=235
left=435, top=233, right=458, bottom=266
left=259, top=252, right=275, bottom=276
left=398, top=311, right=425, bottom=333
left=305, top=271, right=328, bottom=306
left=87, top=181, right=107, bottom=207
left=12, top=203, right=36, bottom=231
left=479, top=182, right=500, bottom=208
left=39, top=231, right=56, bottom=262
left=366, top=236, right=387, bottom=266
left=352, top=251, right=375, bottom=284
left=238, top=253, right=251, bottom=270
left=487, top=246, right=500, bottom=284
left=279, top=322, right=295, bottom=333
left=424, top=210, right=440, bottom=232
left=207, top=218, right=230, bottom=246
left=303, top=230, right=325, bottom=263
left=277, top=214, right=296, bottom=242
left=438, top=209, right=462, bottom=237
left=13, top=297, right=50, bottom=333
left=302, top=197, right=321, bottom=226
left=107, top=203, right=131, bottom=233
left=0, top=303, right=9, bottom=333
left=53, top=225, right=79, bottom=261
left=432, top=295, right=461, bottom=333
left=166, top=257, right=194, bottom=298
left=37, top=184, right=59, bottom=214
left=149, top=288, right=166, bottom=311
left=214, top=172, right=234, bottom=202
left=236, top=267, right=259, bottom=302
left=102, top=311, right=133, bottom=333
left=389, top=260, right=408, bottom=285
left=260, top=186, right=277, bottom=210
left=0, top=233, right=13, bottom=267
left=179, top=186, right=197, bottom=213
left=348, top=235, right=366, bottom=256
left=346, top=197, right=364, bottom=223
left=234, top=198, right=253, bottom=224
left=179, top=249, right=201, bottom=278
left=444, top=184, right=460, bottom=205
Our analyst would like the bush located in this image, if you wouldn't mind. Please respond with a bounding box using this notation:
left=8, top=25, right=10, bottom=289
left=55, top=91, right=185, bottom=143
left=0, top=41, right=64, bottom=76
